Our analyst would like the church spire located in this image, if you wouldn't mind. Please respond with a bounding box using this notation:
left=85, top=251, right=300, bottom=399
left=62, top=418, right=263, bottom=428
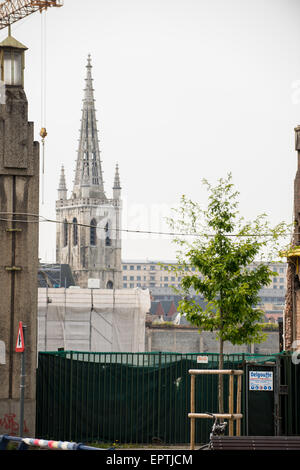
left=113, top=163, right=121, bottom=189
left=113, top=163, right=121, bottom=200
left=58, top=165, right=67, bottom=200
left=72, top=55, right=105, bottom=199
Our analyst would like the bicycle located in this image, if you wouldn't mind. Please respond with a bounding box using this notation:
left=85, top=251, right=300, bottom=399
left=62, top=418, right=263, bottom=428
left=198, top=412, right=228, bottom=450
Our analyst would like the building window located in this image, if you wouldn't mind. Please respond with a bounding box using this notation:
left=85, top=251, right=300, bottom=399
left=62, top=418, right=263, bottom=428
left=130, top=276, right=134, bottom=281
left=123, top=283, right=127, bottom=288
left=107, top=280, right=113, bottom=289
left=63, top=219, right=68, bottom=247
left=130, top=265, right=134, bottom=270
left=72, top=218, right=78, bottom=246
left=130, top=283, right=134, bottom=288
left=123, top=276, right=127, bottom=280
left=150, top=265, right=156, bottom=271
left=105, top=221, right=111, bottom=246
left=90, top=218, right=97, bottom=246
left=123, top=265, right=127, bottom=270
left=137, top=265, right=141, bottom=270
left=137, top=276, right=141, bottom=281
left=150, top=276, right=155, bottom=281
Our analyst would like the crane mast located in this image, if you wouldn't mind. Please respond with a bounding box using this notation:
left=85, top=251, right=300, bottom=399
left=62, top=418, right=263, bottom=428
left=0, top=0, right=63, bottom=30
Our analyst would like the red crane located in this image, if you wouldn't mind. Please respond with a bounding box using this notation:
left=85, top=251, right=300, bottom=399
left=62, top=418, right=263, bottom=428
left=0, top=1, right=64, bottom=203
left=0, top=0, right=63, bottom=31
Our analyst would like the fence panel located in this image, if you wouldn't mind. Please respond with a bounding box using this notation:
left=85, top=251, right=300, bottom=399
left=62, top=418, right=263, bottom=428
left=36, top=351, right=282, bottom=444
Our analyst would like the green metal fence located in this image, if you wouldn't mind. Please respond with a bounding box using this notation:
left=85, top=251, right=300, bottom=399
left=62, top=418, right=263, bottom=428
left=35, top=351, right=284, bottom=445
left=279, top=351, right=300, bottom=436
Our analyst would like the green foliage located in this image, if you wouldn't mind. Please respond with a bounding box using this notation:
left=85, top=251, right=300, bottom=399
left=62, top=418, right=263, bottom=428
left=260, top=322, right=279, bottom=331
left=167, top=173, right=289, bottom=347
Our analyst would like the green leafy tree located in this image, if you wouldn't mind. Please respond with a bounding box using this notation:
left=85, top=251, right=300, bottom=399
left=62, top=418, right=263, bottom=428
left=167, top=173, right=288, bottom=413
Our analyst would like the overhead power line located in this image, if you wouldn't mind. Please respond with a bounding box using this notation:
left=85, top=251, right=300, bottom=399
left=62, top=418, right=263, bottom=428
left=0, top=211, right=292, bottom=239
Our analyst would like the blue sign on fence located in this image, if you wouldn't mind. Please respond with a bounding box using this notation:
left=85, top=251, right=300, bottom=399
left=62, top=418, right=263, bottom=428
left=249, top=371, right=273, bottom=391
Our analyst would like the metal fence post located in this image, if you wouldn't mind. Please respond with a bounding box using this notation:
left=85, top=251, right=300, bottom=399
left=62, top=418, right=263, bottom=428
left=157, top=351, right=162, bottom=440
left=190, top=374, right=196, bottom=450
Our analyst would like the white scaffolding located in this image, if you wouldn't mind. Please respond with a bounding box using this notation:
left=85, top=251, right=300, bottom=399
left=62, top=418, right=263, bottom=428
left=37, top=287, right=150, bottom=353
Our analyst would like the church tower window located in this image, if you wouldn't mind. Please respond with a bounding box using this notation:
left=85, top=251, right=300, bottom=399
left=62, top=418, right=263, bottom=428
left=73, top=218, right=78, bottom=246
left=105, top=221, right=111, bottom=246
left=63, top=219, right=68, bottom=247
left=90, top=218, right=97, bottom=246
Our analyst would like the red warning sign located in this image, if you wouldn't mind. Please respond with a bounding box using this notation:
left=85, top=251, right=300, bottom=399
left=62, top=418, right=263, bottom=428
left=15, top=322, right=25, bottom=352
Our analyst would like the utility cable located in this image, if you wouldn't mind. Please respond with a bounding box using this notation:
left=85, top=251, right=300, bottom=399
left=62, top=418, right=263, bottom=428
left=0, top=211, right=293, bottom=239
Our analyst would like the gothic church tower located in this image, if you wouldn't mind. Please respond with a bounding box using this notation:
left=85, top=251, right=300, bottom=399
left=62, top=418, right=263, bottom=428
left=56, top=55, right=122, bottom=289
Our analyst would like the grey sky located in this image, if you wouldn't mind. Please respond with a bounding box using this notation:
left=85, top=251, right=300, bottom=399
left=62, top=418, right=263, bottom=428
left=2, top=0, right=300, bottom=262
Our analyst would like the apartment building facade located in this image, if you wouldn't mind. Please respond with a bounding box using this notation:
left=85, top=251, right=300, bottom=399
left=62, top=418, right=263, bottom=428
left=122, top=260, right=287, bottom=290
left=122, top=260, right=287, bottom=322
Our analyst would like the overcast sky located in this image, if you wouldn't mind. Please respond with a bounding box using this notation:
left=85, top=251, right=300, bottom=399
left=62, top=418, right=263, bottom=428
left=2, top=0, right=300, bottom=262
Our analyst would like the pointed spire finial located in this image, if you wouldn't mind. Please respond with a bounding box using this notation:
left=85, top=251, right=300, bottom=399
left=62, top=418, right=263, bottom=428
left=58, top=165, right=67, bottom=200
left=113, top=163, right=121, bottom=200
left=72, top=56, right=105, bottom=199
left=113, top=163, right=121, bottom=189
left=58, top=165, right=67, bottom=191
left=83, top=53, right=94, bottom=103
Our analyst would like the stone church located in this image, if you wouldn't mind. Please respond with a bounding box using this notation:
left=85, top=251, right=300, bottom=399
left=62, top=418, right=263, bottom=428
left=56, top=55, right=122, bottom=289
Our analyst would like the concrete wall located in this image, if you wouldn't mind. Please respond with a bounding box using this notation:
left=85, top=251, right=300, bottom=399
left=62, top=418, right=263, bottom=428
left=145, top=326, right=279, bottom=354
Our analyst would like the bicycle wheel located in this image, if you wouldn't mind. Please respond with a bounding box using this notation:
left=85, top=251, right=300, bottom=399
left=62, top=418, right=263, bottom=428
left=197, top=443, right=210, bottom=450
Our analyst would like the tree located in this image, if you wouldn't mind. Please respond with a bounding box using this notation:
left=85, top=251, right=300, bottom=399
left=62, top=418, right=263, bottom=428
left=167, top=173, right=288, bottom=414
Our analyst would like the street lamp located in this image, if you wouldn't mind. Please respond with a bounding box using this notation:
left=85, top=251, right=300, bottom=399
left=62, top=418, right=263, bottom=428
left=0, top=32, right=27, bottom=87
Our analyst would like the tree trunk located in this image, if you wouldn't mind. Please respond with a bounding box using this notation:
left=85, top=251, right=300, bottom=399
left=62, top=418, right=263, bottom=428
left=218, top=337, right=224, bottom=415
left=219, top=300, right=224, bottom=415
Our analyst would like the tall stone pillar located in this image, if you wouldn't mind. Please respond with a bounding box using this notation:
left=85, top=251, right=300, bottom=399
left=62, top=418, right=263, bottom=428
left=0, top=52, right=39, bottom=435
